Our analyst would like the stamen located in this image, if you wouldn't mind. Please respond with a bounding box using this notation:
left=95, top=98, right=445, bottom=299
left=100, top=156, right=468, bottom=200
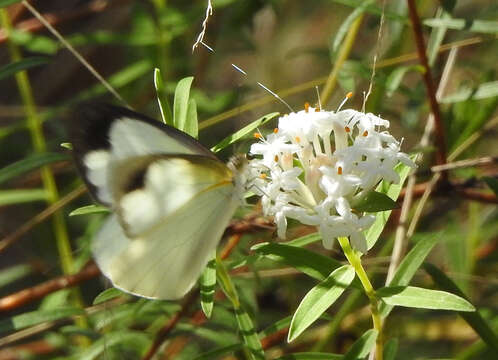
left=295, top=136, right=301, bottom=143
left=304, top=102, right=310, bottom=113
left=274, top=155, right=279, bottom=162
left=363, top=130, right=368, bottom=137
left=273, top=128, right=279, bottom=134
left=315, top=86, right=322, bottom=111
left=315, top=107, right=320, bottom=112
left=345, top=126, right=351, bottom=133
left=337, top=166, right=343, bottom=175
left=253, top=132, right=263, bottom=139
left=337, top=92, right=354, bottom=112
left=259, top=173, right=267, bottom=179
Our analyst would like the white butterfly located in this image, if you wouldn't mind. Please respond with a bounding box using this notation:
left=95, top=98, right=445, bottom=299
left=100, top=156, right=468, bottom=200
left=69, top=103, right=247, bottom=300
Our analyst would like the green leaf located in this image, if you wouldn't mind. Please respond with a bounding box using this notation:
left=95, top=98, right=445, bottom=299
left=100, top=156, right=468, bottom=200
left=69, top=204, right=109, bottom=216
left=286, top=232, right=322, bottom=247
left=483, top=176, right=498, bottom=196
left=93, top=288, right=125, bottom=305
left=153, top=68, right=173, bottom=125
left=0, top=264, right=32, bottom=288
left=192, top=344, right=243, bottom=360
left=380, top=233, right=440, bottom=317
left=0, top=56, right=49, bottom=81
left=0, top=152, right=67, bottom=185
left=0, top=189, right=48, bottom=206
left=0, top=0, right=22, bottom=8
left=185, top=98, right=199, bottom=139
left=258, top=316, right=291, bottom=339
left=365, top=157, right=415, bottom=250
left=331, top=0, right=374, bottom=55
left=288, top=265, right=355, bottom=342
left=210, top=112, right=279, bottom=153
left=354, top=191, right=400, bottom=212
left=344, top=329, right=378, bottom=360
left=423, top=18, right=498, bottom=34
left=274, top=353, right=343, bottom=360
left=441, top=81, right=498, bottom=103
left=173, top=76, right=194, bottom=132
left=424, top=263, right=498, bottom=351
left=251, top=242, right=342, bottom=281
left=200, top=257, right=216, bottom=319
left=383, top=338, right=399, bottom=360
left=377, top=286, right=475, bottom=312
left=0, top=307, right=85, bottom=333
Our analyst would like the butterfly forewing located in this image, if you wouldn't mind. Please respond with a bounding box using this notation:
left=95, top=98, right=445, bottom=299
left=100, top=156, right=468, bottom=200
left=68, top=103, right=216, bottom=206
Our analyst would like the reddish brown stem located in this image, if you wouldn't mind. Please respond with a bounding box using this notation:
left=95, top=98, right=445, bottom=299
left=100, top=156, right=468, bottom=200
left=406, top=0, right=447, bottom=168
left=0, top=263, right=100, bottom=312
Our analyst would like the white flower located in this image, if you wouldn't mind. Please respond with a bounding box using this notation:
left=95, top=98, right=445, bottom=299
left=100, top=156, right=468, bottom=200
left=247, top=102, right=415, bottom=252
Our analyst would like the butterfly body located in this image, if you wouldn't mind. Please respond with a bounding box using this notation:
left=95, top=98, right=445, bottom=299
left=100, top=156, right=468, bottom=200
left=68, top=103, right=245, bottom=299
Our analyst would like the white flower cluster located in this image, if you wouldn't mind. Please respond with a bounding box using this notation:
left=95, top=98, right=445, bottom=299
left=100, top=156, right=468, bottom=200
left=248, top=102, right=415, bottom=253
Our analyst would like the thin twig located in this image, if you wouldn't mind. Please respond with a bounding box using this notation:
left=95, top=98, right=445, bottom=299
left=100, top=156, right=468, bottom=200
left=431, top=156, right=497, bottom=172
left=0, top=263, right=100, bottom=312
left=407, top=0, right=447, bottom=168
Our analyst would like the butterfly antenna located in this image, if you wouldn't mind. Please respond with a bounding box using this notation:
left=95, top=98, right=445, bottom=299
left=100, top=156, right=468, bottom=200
left=21, top=0, right=127, bottom=106
left=192, top=0, right=213, bottom=52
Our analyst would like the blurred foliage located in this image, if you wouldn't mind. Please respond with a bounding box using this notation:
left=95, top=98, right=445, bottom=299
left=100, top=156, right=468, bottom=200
left=0, top=0, right=497, bottom=359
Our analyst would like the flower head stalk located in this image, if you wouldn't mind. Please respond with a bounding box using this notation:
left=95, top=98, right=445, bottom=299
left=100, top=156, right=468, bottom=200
left=247, top=102, right=415, bottom=252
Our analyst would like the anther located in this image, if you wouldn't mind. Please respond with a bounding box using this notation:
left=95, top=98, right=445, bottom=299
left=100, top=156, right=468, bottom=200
left=345, top=126, right=351, bottom=133
left=274, top=155, right=279, bottom=162
left=253, top=133, right=263, bottom=139
left=337, top=166, right=343, bottom=175
left=273, top=128, right=279, bottom=134
left=295, top=136, right=301, bottom=143
left=304, top=102, right=310, bottom=113
left=346, top=92, right=353, bottom=99
left=315, top=107, right=320, bottom=112
left=259, top=173, right=267, bottom=179
left=363, top=130, right=368, bottom=137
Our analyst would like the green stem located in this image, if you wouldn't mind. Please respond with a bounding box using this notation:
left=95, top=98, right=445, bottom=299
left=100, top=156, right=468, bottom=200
left=320, top=14, right=364, bottom=106
left=338, top=236, right=383, bottom=360
left=0, top=8, right=86, bottom=318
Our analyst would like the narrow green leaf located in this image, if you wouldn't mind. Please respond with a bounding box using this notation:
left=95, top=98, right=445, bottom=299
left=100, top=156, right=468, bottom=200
left=200, top=257, right=216, bottom=319
left=185, top=98, right=199, bottom=139
left=0, top=307, right=85, bottom=333
left=234, top=307, right=265, bottom=360
left=383, top=338, right=399, bottom=360
left=344, top=329, right=378, bottom=360
left=0, top=189, right=48, bottom=206
left=0, top=264, right=32, bottom=288
left=286, top=232, right=322, bottom=247
left=93, top=288, right=125, bottom=305
left=192, top=344, right=243, bottom=360
left=274, top=353, right=343, bottom=360
left=153, top=68, right=173, bottom=125
left=288, top=265, right=355, bottom=342
left=0, top=152, right=68, bottom=185
left=211, top=112, right=279, bottom=153
left=365, top=157, right=415, bottom=250
left=423, top=18, right=498, bottom=34
left=251, top=242, right=342, bottom=281
left=441, top=81, right=498, bottom=103
left=354, top=191, right=400, bottom=212
left=332, top=1, right=374, bottom=55
left=173, top=76, right=194, bottom=131
left=427, top=9, right=451, bottom=66
left=0, top=57, right=49, bottom=81
left=0, top=0, right=21, bottom=8
left=377, top=286, right=475, bottom=312
left=380, top=233, right=440, bottom=317
left=483, top=176, right=498, bottom=196
left=69, top=204, right=109, bottom=216
left=424, top=263, right=498, bottom=351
